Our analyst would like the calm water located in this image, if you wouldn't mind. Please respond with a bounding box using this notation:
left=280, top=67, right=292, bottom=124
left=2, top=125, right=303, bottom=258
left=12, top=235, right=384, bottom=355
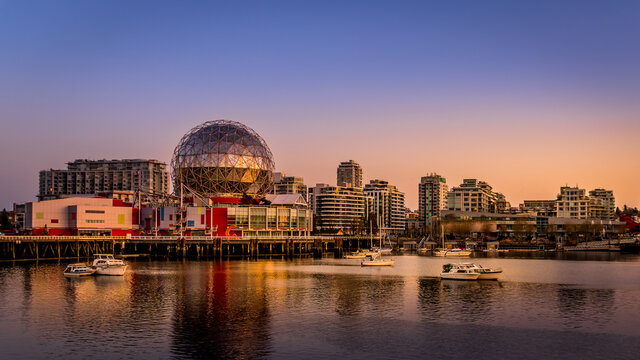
left=1, top=253, right=640, bottom=359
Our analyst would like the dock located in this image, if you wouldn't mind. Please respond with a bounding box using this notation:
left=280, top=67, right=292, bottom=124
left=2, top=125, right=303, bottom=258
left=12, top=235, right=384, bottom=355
left=0, top=235, right=383, bottom=261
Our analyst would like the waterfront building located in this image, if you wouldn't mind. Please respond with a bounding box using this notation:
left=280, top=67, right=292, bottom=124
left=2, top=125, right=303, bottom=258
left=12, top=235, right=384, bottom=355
left=309, top=184, right=370, bottom=234
left=272, top=172, right=308, bottom=199
left=39, top=159, right=169, bottom=201
left=447, top=179, right=503, bottom=213
left=23, top=197, right=137, bottom=236
left=589, top=188, right=616, bottom=220
left=418, top=174, right=448, bottom=229
left=140, top=194, right=312, bottom=237
left=440, top=210, right=624, bottom=240
left=519, top=200, right=558, bottom=217
left=556, top=186, right=591, bottom=219
left=364, top=179, right=405, bottom=234
left=337, top=160, right=363, bottom=188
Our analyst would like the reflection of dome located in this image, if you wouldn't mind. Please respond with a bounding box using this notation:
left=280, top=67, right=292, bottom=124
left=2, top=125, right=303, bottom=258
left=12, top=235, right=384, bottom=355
left=171, top=120, right=274, bottom=197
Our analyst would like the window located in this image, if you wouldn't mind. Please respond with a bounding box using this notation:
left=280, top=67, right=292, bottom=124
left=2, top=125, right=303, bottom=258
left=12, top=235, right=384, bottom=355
left=85, top=210, right=105, bottom=214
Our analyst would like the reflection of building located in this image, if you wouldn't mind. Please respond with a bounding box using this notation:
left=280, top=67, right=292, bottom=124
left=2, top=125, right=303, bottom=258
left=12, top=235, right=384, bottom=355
left=337, top=160, right=362, bottom=188
left=39, top=159, right=169, bottom=201
left=364, top=179, right=405, bottom=234
left=447, top=179, right=503, bottom=213
left=418, top=174, right=448, bottom=228
left=309, top=184, right=370, bottom=234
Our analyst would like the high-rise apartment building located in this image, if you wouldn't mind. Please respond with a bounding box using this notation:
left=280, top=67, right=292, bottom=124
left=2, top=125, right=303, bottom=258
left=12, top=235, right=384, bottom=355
left=364, top=179, right=405, bottom=234
left=589, top=188, right=616, bottom=220
left=418, top=174, right=448, bottom=228
left=447, top=179, right=502, bottom=213
left=39, top=159, right=169, bottom=200
left=309, top=184, right=371, bottom=234
left=272, top=172, right=307, bottom=199
left=337, top=160, right=363, bottom=188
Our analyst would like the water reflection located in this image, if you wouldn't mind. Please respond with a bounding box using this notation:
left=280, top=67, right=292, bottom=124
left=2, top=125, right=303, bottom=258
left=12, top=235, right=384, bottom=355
left=0, top=257, right=639, bottom=359
left=170, top=262, right=272, bottom=359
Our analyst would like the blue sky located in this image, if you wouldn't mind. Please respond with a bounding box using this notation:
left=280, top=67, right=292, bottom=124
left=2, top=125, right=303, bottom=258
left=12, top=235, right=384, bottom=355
left=1, top=0, right=639, bottom=209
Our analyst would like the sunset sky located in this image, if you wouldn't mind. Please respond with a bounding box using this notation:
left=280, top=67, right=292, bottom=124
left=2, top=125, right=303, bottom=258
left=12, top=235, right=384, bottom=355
left=1, top=0, right=639, bottom=210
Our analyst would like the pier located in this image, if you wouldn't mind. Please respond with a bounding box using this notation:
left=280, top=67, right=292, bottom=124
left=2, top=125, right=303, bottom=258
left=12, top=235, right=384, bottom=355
left=0, top=235, right=389, bottom=261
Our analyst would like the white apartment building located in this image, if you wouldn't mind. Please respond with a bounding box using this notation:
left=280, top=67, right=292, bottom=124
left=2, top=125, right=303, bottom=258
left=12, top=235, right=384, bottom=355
left=309, top=184, right=371, bottom=234
left=447, top=179, right=501, bottom=213
left=556, top=186, right=590, bottom=219
left=364, top=179, right=405, bottom=234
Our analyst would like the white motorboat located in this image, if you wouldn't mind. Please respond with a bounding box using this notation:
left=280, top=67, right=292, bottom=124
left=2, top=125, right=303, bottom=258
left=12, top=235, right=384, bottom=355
left=464, top=263, right=503, bottom=280
left=440, top=263, right=480, bottom=280
left=64, top=263, right=96, bottom=277
left=92, top=254, right=127, bottom=276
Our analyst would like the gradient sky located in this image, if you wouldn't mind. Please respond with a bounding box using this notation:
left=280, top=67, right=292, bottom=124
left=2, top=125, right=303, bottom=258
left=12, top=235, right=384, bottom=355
left=1, top=0, right=639, bottom=211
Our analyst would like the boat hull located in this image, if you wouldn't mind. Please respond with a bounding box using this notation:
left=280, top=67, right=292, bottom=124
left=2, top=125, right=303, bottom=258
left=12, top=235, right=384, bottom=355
left=94, top=265, right=127, bottom=276
left=477, top=271, right=502, bottom=280
left=344, top=254, right=366, bottom=259
left=361, top=260, right=394, bottom=266
left=63, top=271, right=95, bottom=277
left=440, top=273, right=479, bottom=280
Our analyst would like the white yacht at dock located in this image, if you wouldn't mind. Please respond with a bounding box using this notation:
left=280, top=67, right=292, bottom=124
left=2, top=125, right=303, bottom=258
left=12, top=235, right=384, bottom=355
left=92, top=254, right=127, bottom=276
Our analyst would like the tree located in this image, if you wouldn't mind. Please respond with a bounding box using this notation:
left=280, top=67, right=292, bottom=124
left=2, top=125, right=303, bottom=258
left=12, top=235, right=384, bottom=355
left=0, top=209, right=10, bottom=230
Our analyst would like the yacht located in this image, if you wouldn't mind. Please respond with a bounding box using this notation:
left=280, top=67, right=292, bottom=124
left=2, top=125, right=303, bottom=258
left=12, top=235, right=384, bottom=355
left=361, top=252, right=394, bottom=266
left=92, top=254, right=127, bottom=276
left=465, top=263, right=503, bottom=280
left=439, top=263, right=480, bottom=280
left=63, top=263, right=96, bottom=277
left=434, top=248, right=472, bottom=257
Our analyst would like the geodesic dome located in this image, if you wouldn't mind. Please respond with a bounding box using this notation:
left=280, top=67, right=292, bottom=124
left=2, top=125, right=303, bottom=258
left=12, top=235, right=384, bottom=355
left=171, top=120, right=275, bottom=197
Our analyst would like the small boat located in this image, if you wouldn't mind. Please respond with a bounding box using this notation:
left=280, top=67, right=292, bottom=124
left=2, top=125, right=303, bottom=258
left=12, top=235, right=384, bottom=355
left=446, top=248, right=472, bottom=257
left=92, top=254, right=127, bottom=276
left=63, top=263, right=96, bottom=277
left=434, top=248, right=472, bottom=257
left=465, top=263, right=503, bottom=280
left=361, top=252, right=394, bottom=266
left=417, top=247, right=430, bottom=256
left=344, top=250, right=367, bottom=259
left=433, top=248, right=448, bottom=257
left=440, top=263, right=480, bottom=280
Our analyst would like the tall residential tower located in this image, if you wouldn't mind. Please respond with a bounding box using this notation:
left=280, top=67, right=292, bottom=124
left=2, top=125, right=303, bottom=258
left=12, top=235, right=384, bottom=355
left=337, top=160, right=363, bottom=188
left=418, top=174, right=448, bottom=228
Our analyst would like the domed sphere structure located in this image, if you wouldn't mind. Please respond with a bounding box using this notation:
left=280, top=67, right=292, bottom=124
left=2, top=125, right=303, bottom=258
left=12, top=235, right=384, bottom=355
left=171, top=120, right=275, bottom=197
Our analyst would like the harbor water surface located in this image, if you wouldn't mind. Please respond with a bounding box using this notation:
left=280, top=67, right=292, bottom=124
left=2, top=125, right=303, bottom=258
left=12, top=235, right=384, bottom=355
left=1, top=253, right=639, bottom=359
